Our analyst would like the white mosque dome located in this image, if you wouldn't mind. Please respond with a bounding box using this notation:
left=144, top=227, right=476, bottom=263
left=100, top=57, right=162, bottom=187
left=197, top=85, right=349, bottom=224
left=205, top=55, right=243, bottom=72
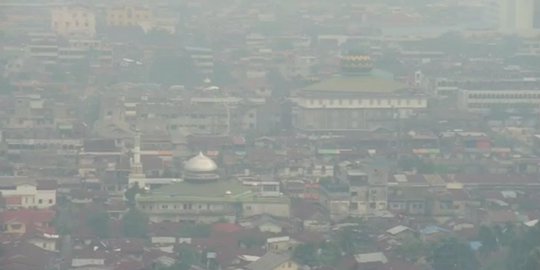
left=184, top=152, right=218, bottom=173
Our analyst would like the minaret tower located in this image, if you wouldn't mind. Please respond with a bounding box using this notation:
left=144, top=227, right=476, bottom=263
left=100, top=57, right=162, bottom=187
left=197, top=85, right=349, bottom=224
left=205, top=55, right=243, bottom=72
left=129, top=129, right=145, bottom=186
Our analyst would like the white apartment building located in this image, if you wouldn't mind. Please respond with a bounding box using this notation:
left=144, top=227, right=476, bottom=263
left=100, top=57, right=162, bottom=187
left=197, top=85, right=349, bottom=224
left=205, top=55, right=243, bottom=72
left=0, top=183, right=57, bottom=209
left=499, top=0, right=540, bottom=36
left=457, top=78, right=540, bottom=113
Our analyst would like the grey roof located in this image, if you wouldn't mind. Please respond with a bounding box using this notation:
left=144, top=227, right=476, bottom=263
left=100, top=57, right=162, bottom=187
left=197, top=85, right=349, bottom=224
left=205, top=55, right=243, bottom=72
left=245, top=252, right=292, bottom=270
left=354, top=252, right=388, bottom=264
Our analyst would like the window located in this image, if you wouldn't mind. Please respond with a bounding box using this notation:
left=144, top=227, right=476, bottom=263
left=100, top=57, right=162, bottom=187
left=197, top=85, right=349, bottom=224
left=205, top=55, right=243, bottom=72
left=162, top=205, right=168, bottom=209
left=351, top=191, right=358, bottom=196
left=38, top=199, right=43, bottom=204
left=349, top=202, right=358, bottom=210
left=48, top=199, right=53, bottom=204
left=370, top=202, right=377, bottom=209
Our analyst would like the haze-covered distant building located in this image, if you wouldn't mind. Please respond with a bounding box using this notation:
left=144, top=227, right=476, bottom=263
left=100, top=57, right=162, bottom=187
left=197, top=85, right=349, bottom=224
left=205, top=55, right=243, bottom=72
left=105, top=5, right=153, bottom=27
left=290, top=53, right=427, bottom=132
left=51, top=6, right=96, bottom=37
left=499, top=0, right=540, bottom=36
left=136, top=152, right=290, bottom=223
left=457, top=78, right=540, bottom=113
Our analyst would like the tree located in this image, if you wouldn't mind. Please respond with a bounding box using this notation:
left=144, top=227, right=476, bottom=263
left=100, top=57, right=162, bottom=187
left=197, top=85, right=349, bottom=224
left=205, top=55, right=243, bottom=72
left=318, top=242, right=342, bottom=266
left=525, top=247, right=540, bottom=270
left=397, top=235, right=427, bottom=262
left=293, top=243, right=319, bottom=267
left=429, top=238, right=479, bottom=270
left=124, top=184, right=140, bottom=207
left=122, top=208, right=148, bottom=238
left=87, top=210, right=110, bottom=239
left=159, top=245, right=202, bottom=270
left=478, top=226, right=499, bottom=254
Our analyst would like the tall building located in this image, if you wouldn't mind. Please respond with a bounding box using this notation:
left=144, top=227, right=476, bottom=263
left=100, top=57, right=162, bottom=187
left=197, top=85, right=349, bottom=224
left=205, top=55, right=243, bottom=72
left=499, top=0, right=540, bottom=36
left=51, top=7, right=96, bottom=37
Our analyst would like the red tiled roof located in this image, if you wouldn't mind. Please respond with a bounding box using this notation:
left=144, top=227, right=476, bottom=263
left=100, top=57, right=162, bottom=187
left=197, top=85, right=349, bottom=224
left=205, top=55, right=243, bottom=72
left=1, top=209, right=55, bottom=225
left=4, top=196, right=22, bottom=206
left=212, top=223, right=242, bottom=234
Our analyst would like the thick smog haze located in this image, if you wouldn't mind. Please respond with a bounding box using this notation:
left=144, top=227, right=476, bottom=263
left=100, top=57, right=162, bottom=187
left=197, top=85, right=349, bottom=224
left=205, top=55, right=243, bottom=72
left=1, top=1, right=540, bottom=270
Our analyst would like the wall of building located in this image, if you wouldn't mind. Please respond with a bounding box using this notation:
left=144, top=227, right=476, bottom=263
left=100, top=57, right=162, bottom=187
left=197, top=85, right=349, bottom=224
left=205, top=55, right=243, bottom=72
left=1, top=185, right=56, bottom=209
left=242, top=201, right=290, bottom=218
left=459, top=89, right=540, bottom=112
left=276, top=261, right=299, bottom=270
left=51, top=7, right=96, bottom=37
left=106, top=6, right=153, bottom=27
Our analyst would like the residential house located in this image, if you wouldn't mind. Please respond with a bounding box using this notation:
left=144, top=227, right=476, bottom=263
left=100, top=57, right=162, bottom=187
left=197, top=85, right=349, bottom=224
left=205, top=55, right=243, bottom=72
left=266, top=236, right=295, bottom=253
left=244, top=252, right=299, bottom=270
left=0, top=180, right=57, bottom=209
left=0, top=209, right=56, bottom=236
left=353, top=252, right=388, bottom=270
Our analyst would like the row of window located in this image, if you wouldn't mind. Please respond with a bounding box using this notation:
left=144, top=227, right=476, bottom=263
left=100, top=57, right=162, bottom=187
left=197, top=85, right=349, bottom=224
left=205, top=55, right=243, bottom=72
left=468, top=93, right=540, bottom=99
left=141, top=203, right=212, bottom=210
left=107, top=14, right=150, bottom=20
left=467, top=103, right=539, bottom=109
left=14, top=197, right=54, bottom=205
left=53, top=21, right=91, bottom=28
left=306, top=98, right=423, bottom=106
left=389, top=202, right=424, bottom=209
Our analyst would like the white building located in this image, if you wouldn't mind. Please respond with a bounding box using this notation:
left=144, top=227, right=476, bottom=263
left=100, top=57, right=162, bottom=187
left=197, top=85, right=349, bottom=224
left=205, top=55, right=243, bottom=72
left=0, top=182, right=57, bottom=209
left=499, top=0, right=540, bottom=36
left=458, top=78, right=540, bottom=113
left=291, top=74, right=427, bottom=132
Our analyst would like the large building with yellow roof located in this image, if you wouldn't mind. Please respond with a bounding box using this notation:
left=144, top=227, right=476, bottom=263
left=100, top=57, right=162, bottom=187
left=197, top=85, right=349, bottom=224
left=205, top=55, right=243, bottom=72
left=290, top=53, right=427, bottom=132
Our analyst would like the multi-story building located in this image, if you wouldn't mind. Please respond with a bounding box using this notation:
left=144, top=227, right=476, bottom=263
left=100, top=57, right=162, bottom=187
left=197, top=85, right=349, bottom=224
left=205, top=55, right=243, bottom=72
left=0, top=181, right=57, bottom=209
left=291, top=55, right=427, bottom=132
left=136, top=153, right=290, bottom=223
left=319, top=168, right=389, bottom=220
left=499, top=0, right=540, bottom=36
left=106, top=6, right=153, bottom=27
left=185, top=46, right=214, bottom=76
left=51, top=6, right=96, bottom=37
left=457, top=78, right=540, bottom=113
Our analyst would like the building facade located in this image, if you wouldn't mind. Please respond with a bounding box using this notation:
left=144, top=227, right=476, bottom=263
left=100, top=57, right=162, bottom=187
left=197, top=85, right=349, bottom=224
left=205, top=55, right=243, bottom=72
left=499, top=0, right=540, bottom=36
left=0, top=183, right=57, bottom=209
left=106, top=6, right=153, bottom=27
left=457, top=78, right=540, bottom=113
left=51, top=7, right=96, bottom=37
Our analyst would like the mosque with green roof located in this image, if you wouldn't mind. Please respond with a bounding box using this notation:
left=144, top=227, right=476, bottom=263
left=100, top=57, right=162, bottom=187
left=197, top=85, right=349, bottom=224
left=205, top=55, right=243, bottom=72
left=291, top=51, right=427, bottom=132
